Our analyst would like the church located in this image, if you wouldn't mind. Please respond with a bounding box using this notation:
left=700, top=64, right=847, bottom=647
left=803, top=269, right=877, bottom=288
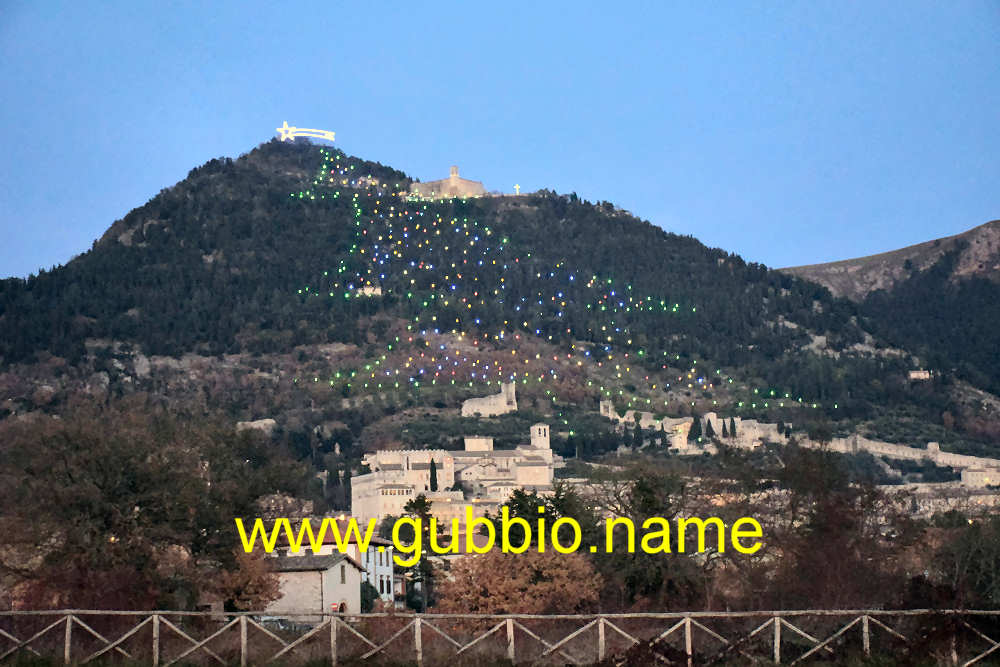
left=409, top=165, right=486, bottom=199
left=350, top=424, right=563, bottom=524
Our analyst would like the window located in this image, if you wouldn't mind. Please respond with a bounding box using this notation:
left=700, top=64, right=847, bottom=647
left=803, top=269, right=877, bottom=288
left=340, top=564, right=346, bottom=584
left=379, top=579, right=385, bottom=594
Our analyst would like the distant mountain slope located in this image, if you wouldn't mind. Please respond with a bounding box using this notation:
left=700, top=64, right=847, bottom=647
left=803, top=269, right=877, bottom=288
left=2, top=138, right=998, bottom=460
left=781, top=220, right=1000, bottom=301
left=860, top=247, right=1000, bottom=394
left=0, top=139, right=870, bottom=373
left=782, top=220, right=1000, bottom=395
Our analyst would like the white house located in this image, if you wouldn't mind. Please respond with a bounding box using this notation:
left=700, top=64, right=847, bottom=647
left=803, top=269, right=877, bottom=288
left=276, top=517, right=396, bottom=605
left=266, top=554, right=364, bottom=621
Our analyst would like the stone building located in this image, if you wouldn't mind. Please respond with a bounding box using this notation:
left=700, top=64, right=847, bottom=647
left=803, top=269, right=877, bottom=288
left=350, top=424, right=562, bottom=524
left=265, top=553, right=364, bottom=620
left=599, top=401, right=780, bottom=452
left=961, top=468, right=1000, bottom=488
left=461, top=382, right=517, bottom=417
left=274, top=517, right=397, bottom=605
left=409, top=166, right=486, bottom=199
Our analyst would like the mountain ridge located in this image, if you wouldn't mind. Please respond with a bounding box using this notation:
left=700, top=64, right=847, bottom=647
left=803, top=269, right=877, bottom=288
left=780, top=219, right=1000, bottom=301
left=1, top=138, right=997, bottom=463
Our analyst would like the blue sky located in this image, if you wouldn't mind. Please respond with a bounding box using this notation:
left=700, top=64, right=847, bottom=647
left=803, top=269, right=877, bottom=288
left=1, top=1, right=997, bottom=278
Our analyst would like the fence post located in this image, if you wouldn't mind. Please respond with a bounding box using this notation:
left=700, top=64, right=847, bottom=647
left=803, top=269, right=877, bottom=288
left=239, top=615, right=247, bottom=667
left=774, top=616, right=781, bottom=664
left=684, top=616, right=693, bottom=667
left=152, top=614, right=160, bottom=667
left=598, top=617, right=606, bottom=662
left=862, top=615, right=870, bottom=657
left=63, top=615, right=72, bottom=665
left=414, top=617, right=423, bottom=667
left=330, top=615, right=338, bottom=666
left=506, top=618, right=515, bottom=663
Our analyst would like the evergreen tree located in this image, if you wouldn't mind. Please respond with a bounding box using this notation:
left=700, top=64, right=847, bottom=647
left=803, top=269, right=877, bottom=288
left=688, top=415, right=702, bottom=442
left=777, top=421, right=786, bottom=436
left=729, top=417, right=737, bottom=438
left=326, top=461, right=343, bottom=509
left=705, top=418, right=716, bottom=439
left=429, top=458, right=438, bottom=492
left=403, top=494, right=435, bottom=611
left=722, top=421, right=729, bottom=438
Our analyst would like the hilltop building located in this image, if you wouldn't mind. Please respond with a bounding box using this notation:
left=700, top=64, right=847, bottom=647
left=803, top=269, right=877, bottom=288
left=461, top=382, right=517, bottom=417
left=350, top=424, right=563, bottom=524
left=410, top=166, right=486, bottom=199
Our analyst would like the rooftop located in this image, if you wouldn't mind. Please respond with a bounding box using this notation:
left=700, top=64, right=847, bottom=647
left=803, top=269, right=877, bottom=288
left=271, top=553, right=364, bottom=573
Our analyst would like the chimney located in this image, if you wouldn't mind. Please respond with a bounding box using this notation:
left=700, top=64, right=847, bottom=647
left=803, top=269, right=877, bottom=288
left=450, top=166, right=459, bottom=179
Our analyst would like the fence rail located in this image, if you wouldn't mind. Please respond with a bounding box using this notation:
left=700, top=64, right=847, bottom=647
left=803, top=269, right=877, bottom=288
left=2, top=609, right=1000, bottom=665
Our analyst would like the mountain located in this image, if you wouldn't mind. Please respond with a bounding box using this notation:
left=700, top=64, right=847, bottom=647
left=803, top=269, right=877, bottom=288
left=1, top=139, right=997, bottom=461
left=782, top=221, right=1000, bottom=396
left=781, top=220, right=1000, bottom=301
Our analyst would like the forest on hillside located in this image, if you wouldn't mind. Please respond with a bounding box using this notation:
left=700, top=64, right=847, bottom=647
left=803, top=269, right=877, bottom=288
left=1, top=139, right=997, bottom=458
left=863, top=247, right=1000, bottom=397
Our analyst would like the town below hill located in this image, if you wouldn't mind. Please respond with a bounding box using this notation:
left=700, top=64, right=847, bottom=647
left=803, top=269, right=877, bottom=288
left=2, top=138, right=1000, bottom=617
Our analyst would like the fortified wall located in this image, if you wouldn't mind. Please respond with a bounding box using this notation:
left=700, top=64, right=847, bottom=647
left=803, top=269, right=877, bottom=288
left=598, top=401, right=1000, bottom=486
left=823, top=435, right=1000, bottom=472
left=599, top=401, right=783, bottom=451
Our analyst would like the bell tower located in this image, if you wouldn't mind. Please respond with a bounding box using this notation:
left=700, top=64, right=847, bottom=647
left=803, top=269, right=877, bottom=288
left=530, top=423, right=550, bottom=450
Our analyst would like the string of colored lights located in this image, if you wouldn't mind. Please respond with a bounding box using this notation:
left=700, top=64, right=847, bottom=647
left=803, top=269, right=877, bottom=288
left=286, top=147, right=832, bottom=416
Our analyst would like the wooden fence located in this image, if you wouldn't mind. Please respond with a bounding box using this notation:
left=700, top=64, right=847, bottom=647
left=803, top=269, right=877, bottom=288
left=3, top=609, right=1000, bottom=665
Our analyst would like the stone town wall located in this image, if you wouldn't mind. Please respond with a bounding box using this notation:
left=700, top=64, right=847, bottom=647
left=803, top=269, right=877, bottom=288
left=600, top=401, right=781, bottom=450
left=599, top=400, right=1000, bottom=483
